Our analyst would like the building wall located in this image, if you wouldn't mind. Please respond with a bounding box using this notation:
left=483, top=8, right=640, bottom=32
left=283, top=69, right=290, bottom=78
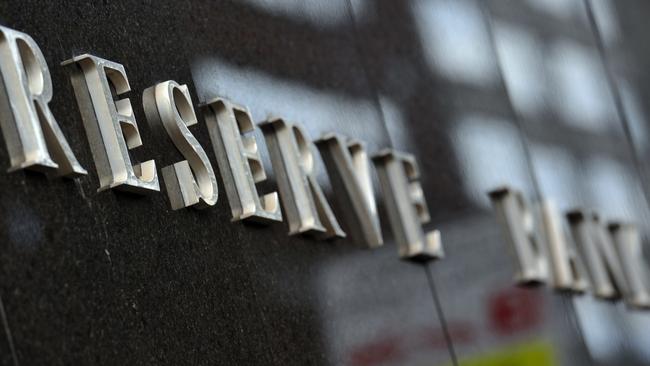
left=0, top=1, right=648, bottom=365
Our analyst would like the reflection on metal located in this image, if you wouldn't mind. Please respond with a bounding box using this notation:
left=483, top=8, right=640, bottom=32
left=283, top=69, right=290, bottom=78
left=491, top=187, right=650, bottom=308
left=315, top=133, right=382, bottom=248
left=567, top=211, right=628, bottom=300
left=412, top=0, right=497, bottom=86
left=372, top=149, right=443, bottom=261
left=63, top=54, right=159, bottom=194
left=260, top=118, right=344, bottom=239
left=609, top=223, right=650, bottom=309
left=540, top=201, right=590, bottom=293
left=489, top=187, right=589, bottom=291
left=202, top=98, right=280, bottom=223
left=0, top=26, right=86, bottom=177
left=143, top=81, right=217, bottom=209
left=489, top=187, right=548, bottom=284
left=568, top=212, right=650, bottom=308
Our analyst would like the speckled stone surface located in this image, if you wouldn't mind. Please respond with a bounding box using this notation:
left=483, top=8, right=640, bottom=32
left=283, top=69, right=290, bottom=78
left=0, top=1, right=451, bottom=365
left=1, top=1, right=649, bottom=365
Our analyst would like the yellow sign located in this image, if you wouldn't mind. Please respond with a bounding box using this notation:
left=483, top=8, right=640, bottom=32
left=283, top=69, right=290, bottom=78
left=457, top=341, right=557, bottom=366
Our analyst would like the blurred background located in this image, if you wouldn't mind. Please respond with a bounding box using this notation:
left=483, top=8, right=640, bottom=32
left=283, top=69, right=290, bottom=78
left=1, top=0, right=650, bottom=365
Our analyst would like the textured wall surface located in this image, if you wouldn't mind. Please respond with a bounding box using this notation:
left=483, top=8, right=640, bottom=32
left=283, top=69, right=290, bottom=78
left=0, top=1, right=649, bottom=365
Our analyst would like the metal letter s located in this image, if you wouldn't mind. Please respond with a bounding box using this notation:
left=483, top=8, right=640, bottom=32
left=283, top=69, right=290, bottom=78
left=143, top=81, right=217, bottom=209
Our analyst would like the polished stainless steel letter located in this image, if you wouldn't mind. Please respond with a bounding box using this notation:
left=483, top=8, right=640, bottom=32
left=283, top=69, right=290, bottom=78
left=260, top=118, right=344, bottom=238
left=315, top=133, right=382, bottom=248
left=202, top=99, right=280, bottom=222
left=609, top=223, right=650, bottom=309
left=62, top=54, right=159, bottom=193
left=488, top=187, right=548, bottom=283
left=372, top=149, right=442, bottom=261
left=489, top=188, right=588, bottom=290
left=143, top=81, right=217, bottom=209
left=541, top=201, right=589, bottom=293
left=540, top=201, right=589, bottom=292
left=567, top=211, right=629, bottom=300
left=0, top=26, right=86, bottom=176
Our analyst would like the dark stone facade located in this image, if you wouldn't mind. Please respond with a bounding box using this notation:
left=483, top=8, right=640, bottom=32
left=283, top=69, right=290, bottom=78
left=0, top=1, right=649, bottom=365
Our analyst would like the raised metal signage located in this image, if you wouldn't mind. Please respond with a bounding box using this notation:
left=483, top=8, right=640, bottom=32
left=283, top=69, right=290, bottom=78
left=0, top=25, right=647, bottom=310
left=0, top=25, right=442, bottom=263
left=490, top=187, right=650, bottom=309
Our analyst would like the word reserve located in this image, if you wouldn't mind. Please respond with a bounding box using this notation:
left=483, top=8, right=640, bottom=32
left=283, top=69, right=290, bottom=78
left=0, top=25, right=442, bottom=262
left=1, top=24, right=648, bottom=310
